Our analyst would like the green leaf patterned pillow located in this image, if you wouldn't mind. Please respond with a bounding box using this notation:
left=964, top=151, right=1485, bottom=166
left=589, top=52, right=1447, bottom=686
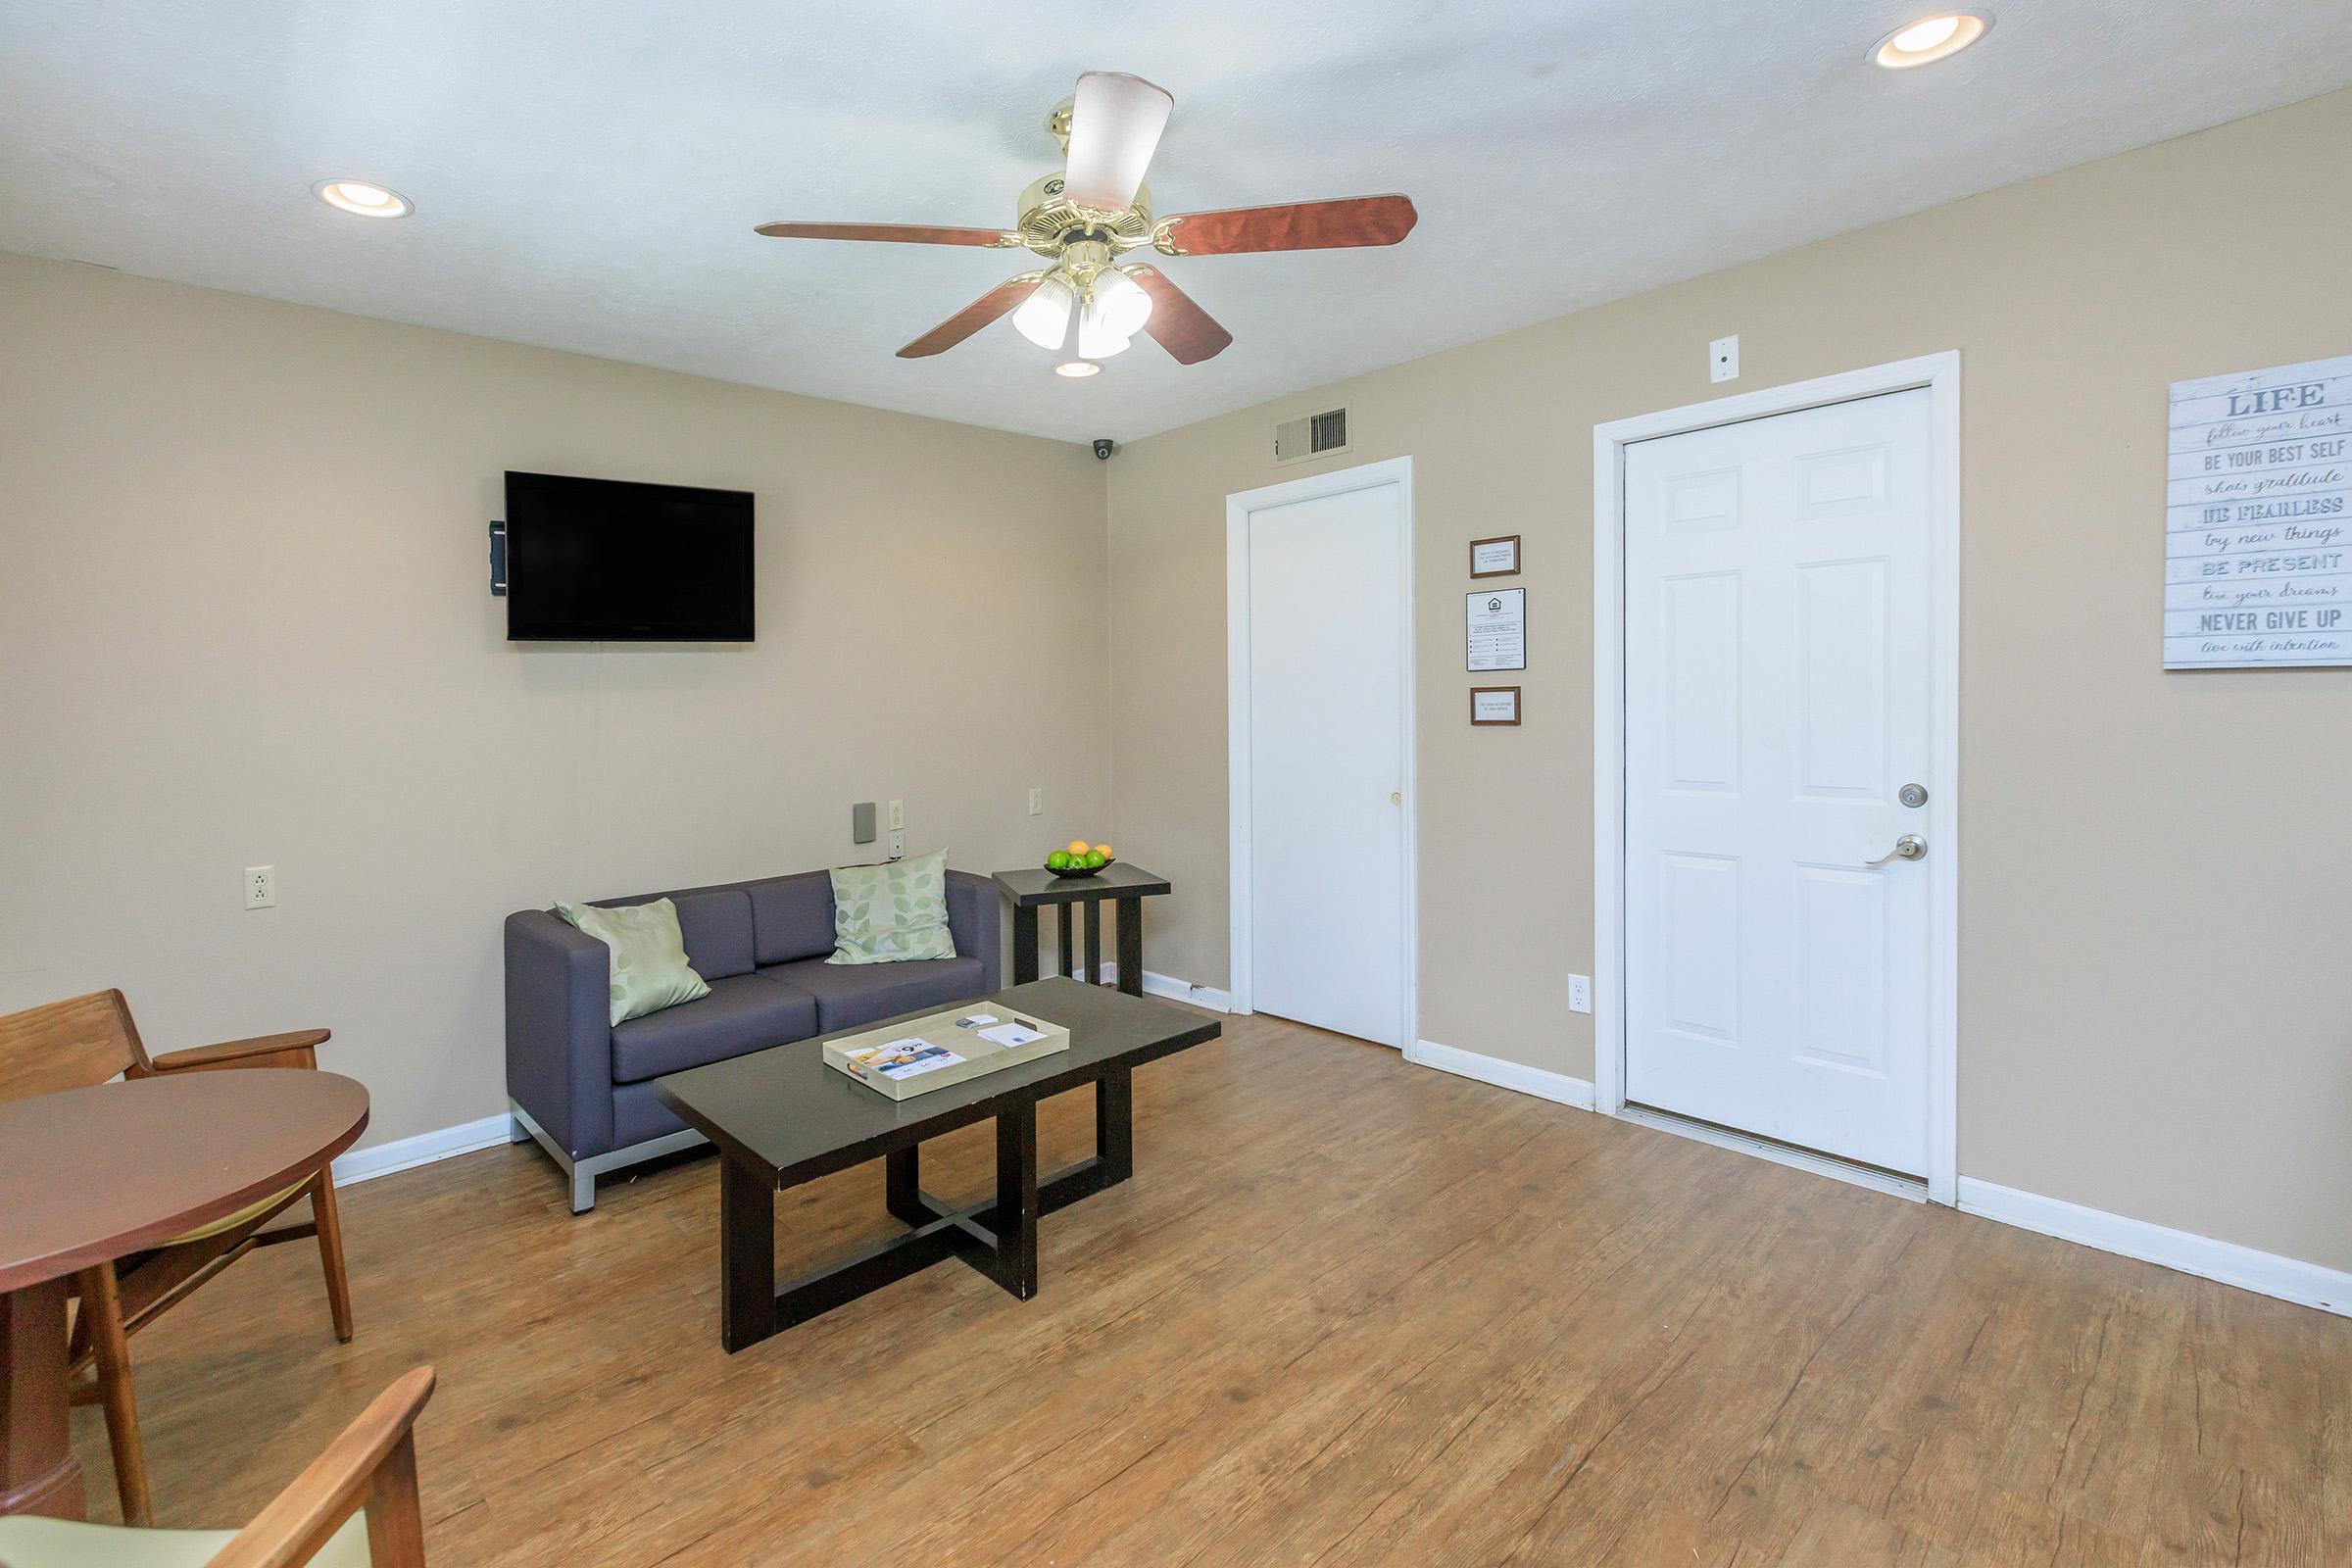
left=556, top=897, right=711, bottom=1026
left=827, top=850, right=958, bottom=965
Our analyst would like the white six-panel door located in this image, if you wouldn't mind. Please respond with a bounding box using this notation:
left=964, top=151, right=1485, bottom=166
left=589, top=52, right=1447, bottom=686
left=1239, top=474, right=1408, bottom=1048
left=1623, top=389, right=1936, bottom=1174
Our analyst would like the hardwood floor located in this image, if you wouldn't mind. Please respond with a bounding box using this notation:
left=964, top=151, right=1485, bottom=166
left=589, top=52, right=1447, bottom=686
left=74, top=1008, right=2350, bottom=1564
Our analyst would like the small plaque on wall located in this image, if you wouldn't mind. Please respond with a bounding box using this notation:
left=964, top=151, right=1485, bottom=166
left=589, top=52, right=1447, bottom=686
left=1470, top=686, right=1521, bottom=725
left=2166, top=353, right=2351, bottom=669
left=1469, top=535, right=1521, bottom=577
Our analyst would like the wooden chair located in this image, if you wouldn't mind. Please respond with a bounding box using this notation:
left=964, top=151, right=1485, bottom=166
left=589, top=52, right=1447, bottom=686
left=0, top=1365, right=433, bottom=1567
left=0, top=990, right=356, bottom=1526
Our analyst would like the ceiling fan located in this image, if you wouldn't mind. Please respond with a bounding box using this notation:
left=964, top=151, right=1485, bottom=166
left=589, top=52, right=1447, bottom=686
left=755, top=72, right=1417, bottom=368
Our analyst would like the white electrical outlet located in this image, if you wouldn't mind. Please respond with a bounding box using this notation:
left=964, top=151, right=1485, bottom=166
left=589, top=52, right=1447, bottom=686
left=244, top=864, right=275, bottom=909
left=1027, top=786, right=1043, bottom=816
left=1568, top=973, right=1592, bottom=1013
left=887, top=829, right=906, bottom=859
left=1709, top=334, right=1740, bottom=383
left=887, top=799, right=905, bottom=831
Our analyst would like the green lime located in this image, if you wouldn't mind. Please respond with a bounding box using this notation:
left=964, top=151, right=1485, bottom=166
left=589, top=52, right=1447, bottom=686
left=1047, top=851, right=1072, bottom=869
left=1085, top=850, right=1107, bottom=868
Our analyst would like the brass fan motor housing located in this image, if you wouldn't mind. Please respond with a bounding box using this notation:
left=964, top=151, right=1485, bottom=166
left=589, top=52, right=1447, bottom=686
left=1013, top=172, right=1154, bottom=259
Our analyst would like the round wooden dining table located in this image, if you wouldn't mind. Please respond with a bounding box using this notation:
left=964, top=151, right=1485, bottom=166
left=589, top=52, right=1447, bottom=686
left=0, top=1070, right=368, bottom=1519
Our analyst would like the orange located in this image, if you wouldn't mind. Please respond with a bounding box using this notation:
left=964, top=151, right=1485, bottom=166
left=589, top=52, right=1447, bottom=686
left=1066, top=839, right=1091, bottom=856
left=1092, top=844, right=1114, bottom=858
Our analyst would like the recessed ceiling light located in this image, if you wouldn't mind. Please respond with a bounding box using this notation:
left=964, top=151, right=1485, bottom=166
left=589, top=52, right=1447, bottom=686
left=1054, top=361, right=1101, bottom=378
left=313, top=178, right=413, bottom=219
left=1869, top=11, right=1990, bottom=69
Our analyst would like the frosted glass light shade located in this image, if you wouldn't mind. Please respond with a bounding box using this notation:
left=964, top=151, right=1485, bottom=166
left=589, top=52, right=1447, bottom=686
left=1011, top=274, right=1076, bottom=350
left=1076, top=298, right=1132, bottom=359
left=1093, top=269, right=1153, bottom=339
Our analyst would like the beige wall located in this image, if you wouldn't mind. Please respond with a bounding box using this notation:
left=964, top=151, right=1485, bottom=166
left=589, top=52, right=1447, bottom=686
left=1107, top=89, right=2352, bottom=1272
left=0, top=254, right=1108, bottom=1154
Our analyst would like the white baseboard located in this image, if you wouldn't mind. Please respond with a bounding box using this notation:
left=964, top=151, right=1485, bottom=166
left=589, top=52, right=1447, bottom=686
left=1075, top=961, right=1233, bottom=1013
left=1956, top=1177, right=2349, bottom=1317
left=1404, top=1044, right=2345, bottom=1316
left=1407, top=1038, right=1595, bottom=1109
left=332, top=1111, right=517, bottom=1187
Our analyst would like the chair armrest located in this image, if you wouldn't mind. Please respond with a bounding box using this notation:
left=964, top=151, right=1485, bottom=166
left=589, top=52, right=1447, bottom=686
left=505, top=909, right=615, bottom=1158
left=945, top=869, right=1002, bottom=993
left=140, top=1029, right=331, bottom=1075
left=211, top=1366, right=436, bottom=1568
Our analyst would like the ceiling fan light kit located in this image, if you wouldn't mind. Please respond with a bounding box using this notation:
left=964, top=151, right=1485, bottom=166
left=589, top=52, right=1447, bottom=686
left=756, top=71, right=1417, bottom=370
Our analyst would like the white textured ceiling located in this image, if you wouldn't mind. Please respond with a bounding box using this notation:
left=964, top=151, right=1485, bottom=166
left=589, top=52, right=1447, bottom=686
left=4, top=2, right=2348, bottom=445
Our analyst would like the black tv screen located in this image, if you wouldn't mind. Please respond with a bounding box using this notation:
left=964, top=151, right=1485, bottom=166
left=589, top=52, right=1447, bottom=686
left=504, top=471, right=754, bottom=642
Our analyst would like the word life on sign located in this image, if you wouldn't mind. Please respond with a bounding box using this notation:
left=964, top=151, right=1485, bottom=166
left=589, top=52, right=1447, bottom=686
left=2167, top=354, right=2351, bottom=668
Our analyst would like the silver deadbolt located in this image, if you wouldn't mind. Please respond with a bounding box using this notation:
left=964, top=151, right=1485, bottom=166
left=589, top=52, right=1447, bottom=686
left=1899, top=782, right=1929, bottom=808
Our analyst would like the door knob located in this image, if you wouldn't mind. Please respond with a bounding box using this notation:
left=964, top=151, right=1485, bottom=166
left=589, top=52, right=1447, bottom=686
left=1864, top=834, right=1927, bottom=867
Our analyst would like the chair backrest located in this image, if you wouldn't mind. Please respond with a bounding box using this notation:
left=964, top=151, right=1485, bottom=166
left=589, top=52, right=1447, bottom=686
left=0, top=988, right=149, bottom=1102
left=211, top=1366, right=437, bottom=1567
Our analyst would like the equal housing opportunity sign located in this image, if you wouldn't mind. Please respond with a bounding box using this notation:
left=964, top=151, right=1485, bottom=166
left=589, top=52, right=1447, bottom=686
left=2167, top=354, right=2352, bottom=668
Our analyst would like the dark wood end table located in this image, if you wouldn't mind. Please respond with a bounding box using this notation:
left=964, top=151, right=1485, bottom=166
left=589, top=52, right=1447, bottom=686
left=655, top=978, right=1218, bottom=1353
left=991, top=862, right=1172, bottom=997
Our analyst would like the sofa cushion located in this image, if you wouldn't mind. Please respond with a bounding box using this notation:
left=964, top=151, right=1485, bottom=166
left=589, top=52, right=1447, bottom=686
left=762, top=955, right=988, bottom=1033
left=825, top=851, right=956, bottom=965
left=609, top=971, right=817, bottom=1084
left=598, top=887, right=755, bottom=981
left=556, top=898, right=710, bottom=1026
left=747, top=872, right=836, bottom=965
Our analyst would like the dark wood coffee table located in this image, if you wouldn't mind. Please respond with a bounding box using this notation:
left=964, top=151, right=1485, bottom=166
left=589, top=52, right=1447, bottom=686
left=656, top=978, right=1220, bottom=1352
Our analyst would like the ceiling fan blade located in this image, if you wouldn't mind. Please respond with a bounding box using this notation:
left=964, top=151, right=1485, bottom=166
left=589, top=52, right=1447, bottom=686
left=896, top=274, right=1044, bottom=359
left=1127, top=267, right=1233, bottom=365
left=1061, top=72, right=1173, bottom=211
left=1155, top=195, right=1418, bottom=256
left=756, top=220, right=1008, bottom=247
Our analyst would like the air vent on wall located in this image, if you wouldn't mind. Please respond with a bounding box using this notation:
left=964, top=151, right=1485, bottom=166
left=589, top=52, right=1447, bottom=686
left=1273, top=405, right=1350, bottom=466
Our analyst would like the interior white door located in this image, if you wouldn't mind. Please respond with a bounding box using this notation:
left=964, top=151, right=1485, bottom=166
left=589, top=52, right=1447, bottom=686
left=1623, top=389, right=1936, bottom=1173
left=1245, top=477, right=1407, bottom=1046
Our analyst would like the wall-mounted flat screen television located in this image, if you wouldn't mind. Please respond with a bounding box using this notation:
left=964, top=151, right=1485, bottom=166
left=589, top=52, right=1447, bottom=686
left=504, top=470, right=755, bottom=642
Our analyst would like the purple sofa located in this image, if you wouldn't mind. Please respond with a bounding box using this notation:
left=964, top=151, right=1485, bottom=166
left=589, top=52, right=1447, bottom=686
left=505, top=868, right=1000, bottom=1210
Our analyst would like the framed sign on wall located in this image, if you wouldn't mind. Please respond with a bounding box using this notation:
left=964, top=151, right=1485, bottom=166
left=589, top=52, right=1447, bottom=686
left=1470, top=686, right=1521, bottom=725
left=2166, top=353, right=2351, bottom=669
left=1469, top=535, right=1521, bottom=577
left=1466, top=588, right=1526, bottom=671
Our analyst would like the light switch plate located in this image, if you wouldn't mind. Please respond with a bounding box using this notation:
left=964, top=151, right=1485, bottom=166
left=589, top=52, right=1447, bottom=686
left=1027, top=786, right=1043, bottom=816
left=1709, top=334, right=1740, bottom=383
left=245, top=865, right=275, bottom=909
left=887, top=799, right=905, bottom=831
left=1568, top=973, right=1592, bottom=1013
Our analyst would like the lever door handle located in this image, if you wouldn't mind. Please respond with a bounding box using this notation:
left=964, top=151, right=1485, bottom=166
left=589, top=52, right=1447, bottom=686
left=1864, top=834, right=1927, bottom=868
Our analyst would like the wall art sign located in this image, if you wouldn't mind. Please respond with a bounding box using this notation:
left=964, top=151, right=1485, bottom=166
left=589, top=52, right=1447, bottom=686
left=1466, top=588, right=1526, bottom=671
left=2167, top=354, right=2351, bottom=668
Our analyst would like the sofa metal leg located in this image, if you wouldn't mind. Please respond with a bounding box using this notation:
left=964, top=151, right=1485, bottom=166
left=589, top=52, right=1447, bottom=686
left=570, top=1169, right=597, bottom=1213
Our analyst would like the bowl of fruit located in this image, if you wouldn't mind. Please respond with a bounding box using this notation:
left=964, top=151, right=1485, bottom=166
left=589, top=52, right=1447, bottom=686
left=1046, top=840, right=1116, bottom=879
